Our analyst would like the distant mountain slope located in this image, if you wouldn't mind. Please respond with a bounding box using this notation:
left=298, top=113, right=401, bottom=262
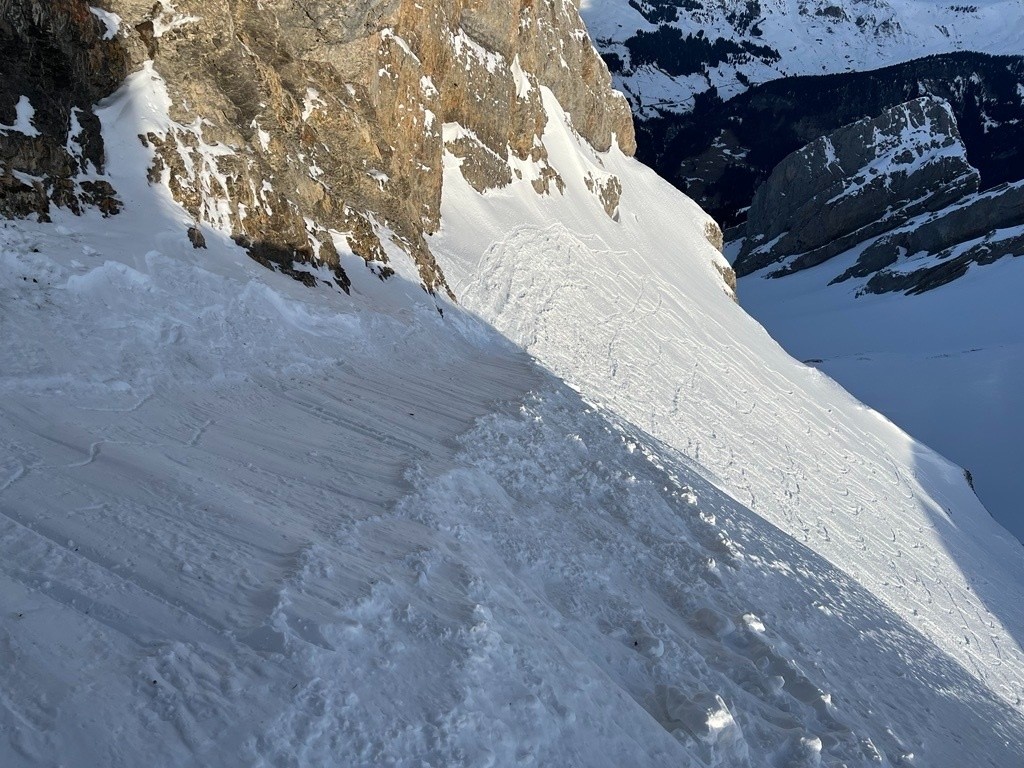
left=581, top=0, right=1024, bottom=115
left=631, top=52, right=1024, bottom=227
left=732, top=96, right=1024, bottom=286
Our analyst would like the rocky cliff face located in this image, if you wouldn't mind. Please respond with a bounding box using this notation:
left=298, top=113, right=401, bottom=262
left=837, top=180, right=1024, bottom=295
left=0, top=0, right=635, bottom=295
left=734, top=98, right=977, bottom=277
left=631, top=53, right=1024, bottom=229
left=0, top=0, right=128, bottom=219
left=734, top=96, right=1024, bottom=294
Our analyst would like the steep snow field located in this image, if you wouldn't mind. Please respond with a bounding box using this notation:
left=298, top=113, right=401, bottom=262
left=435, top=90, right=1024, bottom=756
left=2, top=68, right=1024, bottom=766
left=734, top=240, right=1024, bottom=544
left=580, top=0, right=1024, bottom=113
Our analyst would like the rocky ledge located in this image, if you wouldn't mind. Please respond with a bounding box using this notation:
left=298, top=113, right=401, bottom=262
left=0, top=0, right=128, bottom=219
left=732, top=96, right=1022, bottom=294
left=734, top=97, right=977, bottom=278
left=1, top=0, right=635, bottom=296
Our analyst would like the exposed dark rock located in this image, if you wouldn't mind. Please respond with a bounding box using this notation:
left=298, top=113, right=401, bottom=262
left=835, top=180, right=1024, bottom=286
left=0, top=169, right=49, bottom=218
left=623, top=26, right=778, bottom=79
left=583, top=172, right=623, bottom=220
left=446, top=134, right=514, bottom=194
left=187, top=225, right=207, bottom=249
left=861, top=230, right=1024, bottom=295
left=634, top=52, right=1024, bottom=228
left=235, top=232, right=352, bottom=293
left=79, top=180, right=120, bottom=216
left=0, top=0, right=129, bottom=219
left=734, top=98, right=977, bottom=277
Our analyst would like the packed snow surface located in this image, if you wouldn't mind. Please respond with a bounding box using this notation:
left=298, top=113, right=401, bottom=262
left=2, top=67, right=1024, bottom=767
left=0, top=96, right=41, bottom=138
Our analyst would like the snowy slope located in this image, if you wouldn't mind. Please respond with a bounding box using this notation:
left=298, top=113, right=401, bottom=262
left=434, top=87, right=1024, bottom=717
left=723, top=92, right=1024, bottom=541
left=3, top=64, right=1024, bottom=768
left=735, top=235, right=1024, bottom=543
left=581, top=0, right=1024, bottom=114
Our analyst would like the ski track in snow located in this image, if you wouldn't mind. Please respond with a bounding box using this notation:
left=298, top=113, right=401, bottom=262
left=455, top=219, right=1023, bottom=684
left=436, top=89, right=1024, bottom=752
left=737, top=245, right=1024, bottom=544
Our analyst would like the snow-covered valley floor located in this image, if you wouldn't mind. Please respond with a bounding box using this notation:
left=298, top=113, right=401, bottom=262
left=3, top=69, right=1024, bottom=767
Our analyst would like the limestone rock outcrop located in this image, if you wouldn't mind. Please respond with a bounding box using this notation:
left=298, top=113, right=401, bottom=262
left=841, top=180, right=1024, bottom=295
left=733, top=96, right=1023, bottom=294
left=1, top=0, right=635, bottom=295
left=733, top=97, right=977, bottom=278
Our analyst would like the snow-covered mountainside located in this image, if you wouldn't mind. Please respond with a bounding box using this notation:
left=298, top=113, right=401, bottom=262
left=581, top=0, right=1024, bottom=114
left=728, top=97, right=1024, bottom=543
left=737, top=235, right=1024, bottom=546
left=4, top=64, right=1024, bottom=768
left=578, top=0, right=1024, bottom=543
left=436, top=83, right=1024, bottom=711
left=4, top=2, right=1024, bottom=767
left=629, top=51, right=1024, bottom=228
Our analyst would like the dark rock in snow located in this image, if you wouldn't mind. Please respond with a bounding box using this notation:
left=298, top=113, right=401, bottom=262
left=734, top=98, right=977, bottom=277
left=0, top=0, right=129, bottom=220
left=187, top=225, right=207, bottom=249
